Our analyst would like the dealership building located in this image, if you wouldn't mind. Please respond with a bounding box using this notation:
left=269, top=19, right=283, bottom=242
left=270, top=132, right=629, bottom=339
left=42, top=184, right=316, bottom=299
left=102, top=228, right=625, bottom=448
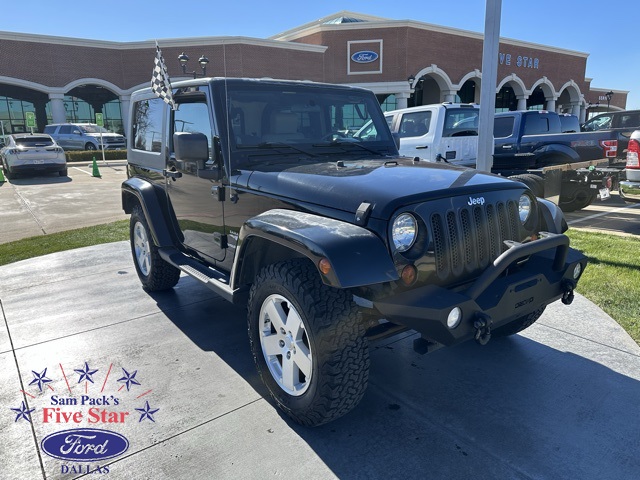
left=0, top=11, right=629, bottom=135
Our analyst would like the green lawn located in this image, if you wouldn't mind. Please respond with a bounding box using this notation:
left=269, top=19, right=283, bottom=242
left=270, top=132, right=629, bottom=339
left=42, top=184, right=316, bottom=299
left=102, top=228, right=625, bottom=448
left=566, top=229, right=640, bottom=344
left=0, top=223, right=637, bottom=344
left=0, top=220, right=129, bottom=267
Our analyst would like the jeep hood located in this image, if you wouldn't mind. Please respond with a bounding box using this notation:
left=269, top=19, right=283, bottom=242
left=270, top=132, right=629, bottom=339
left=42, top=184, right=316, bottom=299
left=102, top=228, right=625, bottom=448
left=245, top=158, right=522, bottom=219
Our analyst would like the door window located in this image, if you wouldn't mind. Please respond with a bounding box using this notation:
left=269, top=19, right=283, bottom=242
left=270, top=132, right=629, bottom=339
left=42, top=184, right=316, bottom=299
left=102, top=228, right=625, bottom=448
left=398, top=111, right=431, bottom=138
left=132, top=98, right=164, bottom=152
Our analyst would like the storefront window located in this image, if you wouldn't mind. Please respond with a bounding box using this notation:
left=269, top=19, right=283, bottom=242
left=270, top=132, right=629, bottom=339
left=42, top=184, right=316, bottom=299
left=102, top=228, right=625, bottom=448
left=0, top=97, right=36, bottom=134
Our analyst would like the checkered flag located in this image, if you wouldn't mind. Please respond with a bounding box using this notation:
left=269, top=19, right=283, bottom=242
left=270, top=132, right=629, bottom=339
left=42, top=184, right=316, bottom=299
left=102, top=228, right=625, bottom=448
left=151, top=42, right=176, bottom=110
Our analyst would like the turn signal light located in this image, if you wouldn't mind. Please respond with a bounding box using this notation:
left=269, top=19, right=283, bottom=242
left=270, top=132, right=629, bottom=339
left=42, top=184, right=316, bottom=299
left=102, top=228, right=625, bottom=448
left=318, top=258, right=332, bottom=275
left=400, top=264, right=417, bottom=286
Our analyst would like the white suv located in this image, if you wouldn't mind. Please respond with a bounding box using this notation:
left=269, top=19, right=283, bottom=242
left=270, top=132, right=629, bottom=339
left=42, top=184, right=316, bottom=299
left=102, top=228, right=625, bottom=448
left=44, top=123, right=126, bottom=151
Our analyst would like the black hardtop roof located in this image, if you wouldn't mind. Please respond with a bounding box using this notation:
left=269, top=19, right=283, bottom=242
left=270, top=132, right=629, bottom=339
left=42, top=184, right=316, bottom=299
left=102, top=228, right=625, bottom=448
left=136, top=77, right=372, bottom=96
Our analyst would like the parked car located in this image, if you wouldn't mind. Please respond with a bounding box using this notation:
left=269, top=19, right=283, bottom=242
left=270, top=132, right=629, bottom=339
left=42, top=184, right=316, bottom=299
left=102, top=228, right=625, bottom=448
left=619, top=129, right=640, bottom=203
left=581, top=109, right=640, bottom=161
left=43, top=123, right=126, bottom=151
left=385, top=103, right=479, bottom=166
left=122, top=77, right=586, bottom=426
left=0, top=133, right=67, bottom=178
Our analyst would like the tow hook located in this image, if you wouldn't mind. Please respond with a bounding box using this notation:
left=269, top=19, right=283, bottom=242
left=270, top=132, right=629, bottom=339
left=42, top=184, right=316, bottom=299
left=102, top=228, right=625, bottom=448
left=474, top=313, right=492, bottom=345
left=562, top=280, right=575, bottom=305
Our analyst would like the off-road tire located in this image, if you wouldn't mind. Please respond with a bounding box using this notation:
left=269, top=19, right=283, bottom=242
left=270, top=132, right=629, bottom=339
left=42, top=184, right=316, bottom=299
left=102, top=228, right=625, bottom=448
left=129, top=205, right=181, bottom=291
left=509, top=174, right=544, bottom=198
left=493, top=307, right=546, bottom=337
left=248, top=259, right=369, bottom=426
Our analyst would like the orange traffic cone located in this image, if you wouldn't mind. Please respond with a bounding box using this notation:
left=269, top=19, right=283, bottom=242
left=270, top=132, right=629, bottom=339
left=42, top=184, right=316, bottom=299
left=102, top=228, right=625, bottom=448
left=92, top=156, right=101, bottom=178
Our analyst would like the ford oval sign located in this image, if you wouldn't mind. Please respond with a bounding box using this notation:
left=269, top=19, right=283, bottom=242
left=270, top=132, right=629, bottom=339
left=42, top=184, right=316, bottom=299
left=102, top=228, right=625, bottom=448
left=41, top=428, right=129, bottom=462
left=351, top=51, right=379, bottom=64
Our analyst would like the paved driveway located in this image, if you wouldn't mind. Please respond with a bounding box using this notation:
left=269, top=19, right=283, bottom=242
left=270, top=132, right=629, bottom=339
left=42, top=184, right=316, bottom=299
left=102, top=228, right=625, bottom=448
left=0, top=162, right=127, bottom=244
left=1, top=242, right=639, bottom=479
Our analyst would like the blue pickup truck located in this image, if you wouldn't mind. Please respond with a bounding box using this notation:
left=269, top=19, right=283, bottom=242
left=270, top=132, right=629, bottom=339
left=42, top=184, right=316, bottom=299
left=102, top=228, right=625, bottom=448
left=490, top=110, right=620, bottom=211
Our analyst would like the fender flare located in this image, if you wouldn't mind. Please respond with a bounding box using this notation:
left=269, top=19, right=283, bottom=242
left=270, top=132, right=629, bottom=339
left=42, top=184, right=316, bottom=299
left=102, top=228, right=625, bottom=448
left=235, top=209, right=399, bottom=289
left=121, top=177, right=175, bottom=247
left=532, top=144, right=579, bottom=165
left=538, top=198, right=568, bottom=234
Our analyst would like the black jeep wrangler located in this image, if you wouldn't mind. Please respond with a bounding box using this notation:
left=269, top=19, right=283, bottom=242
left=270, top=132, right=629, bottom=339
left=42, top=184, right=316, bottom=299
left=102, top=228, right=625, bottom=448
left=122, top=78, right=586, bottom=426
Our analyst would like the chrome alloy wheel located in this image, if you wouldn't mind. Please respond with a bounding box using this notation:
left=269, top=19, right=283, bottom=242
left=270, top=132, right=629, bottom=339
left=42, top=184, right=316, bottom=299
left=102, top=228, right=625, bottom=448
left=133, top=221, right=151, bottom=276
left=259, top=294, right=313, bottom=396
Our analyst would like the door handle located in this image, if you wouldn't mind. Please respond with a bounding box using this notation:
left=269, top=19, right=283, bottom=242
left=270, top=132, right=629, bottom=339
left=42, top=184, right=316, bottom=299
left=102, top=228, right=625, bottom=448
left=163, top=169, right=182, bottom=179
left=415, top=145, right=429, bottom=150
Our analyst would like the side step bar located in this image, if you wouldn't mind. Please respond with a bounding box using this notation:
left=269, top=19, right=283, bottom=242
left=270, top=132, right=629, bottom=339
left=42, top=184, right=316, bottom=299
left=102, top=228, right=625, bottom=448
left=158, top=247, right=236, bottom=303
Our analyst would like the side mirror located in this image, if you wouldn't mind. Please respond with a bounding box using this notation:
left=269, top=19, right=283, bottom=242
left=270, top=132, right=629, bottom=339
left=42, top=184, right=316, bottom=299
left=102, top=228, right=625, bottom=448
left=173, top=131, right=222, bottom=181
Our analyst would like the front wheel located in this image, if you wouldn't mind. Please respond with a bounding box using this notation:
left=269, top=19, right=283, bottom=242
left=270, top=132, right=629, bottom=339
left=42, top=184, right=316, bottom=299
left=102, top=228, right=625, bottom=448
left=248, top=259, right=369, bottom=426
left=129, top=205, right=181, bottom=291
left=85, top=143, right=97, bottom=151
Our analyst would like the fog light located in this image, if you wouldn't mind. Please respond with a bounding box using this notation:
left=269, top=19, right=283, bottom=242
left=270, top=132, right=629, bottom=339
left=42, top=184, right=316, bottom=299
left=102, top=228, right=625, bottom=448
left=573, top=263, right=582, bottom=280
left=447, top=307, right=462, bottom=329
left=400, top=264, right=417, bottom=286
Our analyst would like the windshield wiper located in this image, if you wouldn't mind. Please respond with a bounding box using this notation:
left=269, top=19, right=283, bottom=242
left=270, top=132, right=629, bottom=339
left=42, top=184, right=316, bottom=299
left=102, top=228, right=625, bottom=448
left=255, top=142, right=317, bottom=157
left=312, top=139, right=387, bottom=157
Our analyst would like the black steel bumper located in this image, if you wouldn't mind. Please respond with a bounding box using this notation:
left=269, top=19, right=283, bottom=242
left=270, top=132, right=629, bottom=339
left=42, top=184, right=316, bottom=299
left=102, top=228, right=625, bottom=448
left=374, top=232, right=587, bottom=346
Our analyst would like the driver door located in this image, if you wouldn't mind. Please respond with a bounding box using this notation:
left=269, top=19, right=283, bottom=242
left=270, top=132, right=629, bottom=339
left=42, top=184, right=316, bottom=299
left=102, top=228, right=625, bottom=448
left=166, top=90, right=226, bottom=263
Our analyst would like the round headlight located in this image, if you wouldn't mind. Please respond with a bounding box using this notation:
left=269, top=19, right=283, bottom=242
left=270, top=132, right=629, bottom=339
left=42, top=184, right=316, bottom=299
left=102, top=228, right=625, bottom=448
left=392, top=213, right=417, bottom=252
left=518, top=194, right=532, bottom=224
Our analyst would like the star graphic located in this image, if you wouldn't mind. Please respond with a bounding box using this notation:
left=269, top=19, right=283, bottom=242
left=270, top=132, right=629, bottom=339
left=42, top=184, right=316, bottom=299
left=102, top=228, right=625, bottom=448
left=29, top=368, right=52, bottom=392
left=117, top=368, right=141, bottom=391
left=135, top=401, right=159, bottom=423
left=10, top=401, right=35, bottom=423
left=74, top=362, right=99, bottom=384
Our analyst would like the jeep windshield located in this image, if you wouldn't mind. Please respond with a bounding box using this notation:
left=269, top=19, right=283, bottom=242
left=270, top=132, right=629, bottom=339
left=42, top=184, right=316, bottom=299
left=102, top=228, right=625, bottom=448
left=217, top=82, right=396, bottom=164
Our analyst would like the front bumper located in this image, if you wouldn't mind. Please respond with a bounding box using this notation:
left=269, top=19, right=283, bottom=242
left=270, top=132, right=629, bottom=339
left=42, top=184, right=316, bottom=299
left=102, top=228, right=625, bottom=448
left=619, top=180, right=640, bottom=203
left=374, top=232, right=587, bottom=346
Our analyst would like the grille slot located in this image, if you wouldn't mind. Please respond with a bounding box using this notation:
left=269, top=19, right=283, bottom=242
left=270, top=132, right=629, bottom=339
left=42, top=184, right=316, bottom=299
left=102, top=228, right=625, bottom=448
left=431, top=200, right=520, bottom=282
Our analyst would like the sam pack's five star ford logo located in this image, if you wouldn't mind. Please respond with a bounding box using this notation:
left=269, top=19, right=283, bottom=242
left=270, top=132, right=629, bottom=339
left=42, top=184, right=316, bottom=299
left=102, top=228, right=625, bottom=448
left=9, top=360, right=159, bottom=476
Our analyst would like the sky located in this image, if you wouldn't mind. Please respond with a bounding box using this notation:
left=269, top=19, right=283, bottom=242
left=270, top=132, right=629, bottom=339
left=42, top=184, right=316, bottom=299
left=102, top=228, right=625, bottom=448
left=2, top=0, right=638, bottom=109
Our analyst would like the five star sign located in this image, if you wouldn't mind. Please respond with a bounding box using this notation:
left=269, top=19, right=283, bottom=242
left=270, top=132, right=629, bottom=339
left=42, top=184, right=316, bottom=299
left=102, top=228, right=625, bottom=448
left=11, top=401, right=35, bottom=423
left=74, top=362, right=98, bottom=384
left=135, top=401, right=159, bottom=423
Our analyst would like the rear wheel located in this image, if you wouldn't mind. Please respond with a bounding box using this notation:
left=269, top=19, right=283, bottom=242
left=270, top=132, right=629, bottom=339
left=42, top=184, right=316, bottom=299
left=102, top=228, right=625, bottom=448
left=493, top=307, right=546, bottom=337
left=129, top=205, right=181, bottom=291
left=59, top=168, right=68, bottom=177
left=560, top=186, right=596, bottom=212
left=248, top=259, right=369, bottom=426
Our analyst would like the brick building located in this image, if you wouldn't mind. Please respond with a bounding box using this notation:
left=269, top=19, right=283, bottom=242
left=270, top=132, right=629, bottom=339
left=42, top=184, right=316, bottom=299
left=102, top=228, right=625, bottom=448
left=0, top=11, right=628, bottom=135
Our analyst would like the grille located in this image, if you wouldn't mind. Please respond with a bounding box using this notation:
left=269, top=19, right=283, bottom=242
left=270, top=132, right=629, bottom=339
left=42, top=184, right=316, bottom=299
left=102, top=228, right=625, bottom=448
left=431, top=200, right=520, bottom=281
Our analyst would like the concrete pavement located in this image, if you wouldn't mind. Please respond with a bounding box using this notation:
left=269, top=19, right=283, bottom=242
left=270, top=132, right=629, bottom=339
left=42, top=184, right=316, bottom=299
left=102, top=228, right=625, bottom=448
left=1, top=241, right=639, bottom=479
left=0, top=162, right=127, bottom=244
